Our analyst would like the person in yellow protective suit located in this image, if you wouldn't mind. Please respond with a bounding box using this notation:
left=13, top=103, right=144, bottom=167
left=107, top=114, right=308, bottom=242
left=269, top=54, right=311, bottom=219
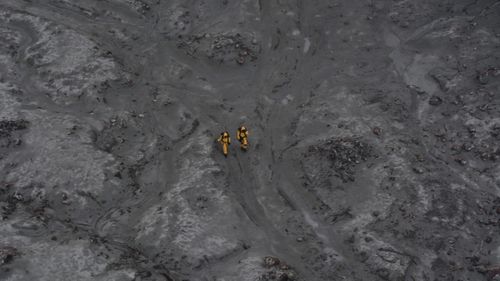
left=217, top=131, right=231, bottom=157
left=236, top=126, right=249, bottom=151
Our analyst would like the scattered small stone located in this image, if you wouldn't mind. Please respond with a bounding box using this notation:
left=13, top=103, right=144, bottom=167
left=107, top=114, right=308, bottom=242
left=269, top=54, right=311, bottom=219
left=429, top=67, right=457, bottom=92
left=296, top=237, right=304, bottom=242
left=462, top=143, right=474, bottom=152
left=0, top=120, right=29, bottom=138
left=12, top=193, right=23, bottom=202
left=372, top=127, right=381, bottom=136
left=491, top=273, right=500, bottom=281
left=477, top=69, right=492, bottom=85
left=286, top=271, right=297, bottom=280
left=260, top=256, right=298, bottom=280
left=264, top=256, right=280, bottom=267
left=136, top=270, right=152, bottom=278
left=415, top=154, right=424, bottom=162
left=412, top=167, right=424, bottom=174
left=0, top=246, right=18, bottom=265
left=308, top=137, right=373, bottom=182
left=277, top=272, right=291, bottom=281
left=236, top=56, right=245, bottom=65
left=179, top=32, right=258, bottom=65
left=376, top=268, right=390, bottom=279
left=280, top=263, right=290, bottom=270
left=429, top=95, right=443, bottom=106
left=476, top=265, right=488, bottom=274
left=346, top=235, right=355, bottom=244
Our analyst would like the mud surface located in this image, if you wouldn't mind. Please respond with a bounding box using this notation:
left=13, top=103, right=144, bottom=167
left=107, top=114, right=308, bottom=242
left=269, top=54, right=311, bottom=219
left=0, top=1, right=500, bottom=280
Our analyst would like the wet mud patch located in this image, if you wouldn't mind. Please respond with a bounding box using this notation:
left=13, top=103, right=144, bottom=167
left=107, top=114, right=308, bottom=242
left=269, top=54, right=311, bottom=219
left=116, top=0, right=152, bottom=15
left=158, top=5, right=196, bottom=38
left=351, top=233, right=413, bottom=281
left=259, top=256, right=300, bottom=281
left=365, top=174, right=500, bottom=281
left=0, top=246, right=18, bottom=266
left=178, top=32, right=260, bottom=65
left=307, top=137, right=374, bottom=182
left=0, top=120, right=28, bottom=138
left=0, top=120, right=28, bottom=150
left=0, top=7, right=126, bottom=105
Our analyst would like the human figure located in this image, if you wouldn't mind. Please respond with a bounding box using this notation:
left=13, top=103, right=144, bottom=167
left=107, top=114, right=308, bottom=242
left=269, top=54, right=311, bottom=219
left=217, top=131, right=231, bottom=157
left=236, top=126, right=249, bottom=151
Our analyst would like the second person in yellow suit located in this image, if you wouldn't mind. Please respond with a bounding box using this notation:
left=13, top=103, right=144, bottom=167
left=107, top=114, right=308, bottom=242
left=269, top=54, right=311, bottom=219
left=236, top=126, right=249, bottom=151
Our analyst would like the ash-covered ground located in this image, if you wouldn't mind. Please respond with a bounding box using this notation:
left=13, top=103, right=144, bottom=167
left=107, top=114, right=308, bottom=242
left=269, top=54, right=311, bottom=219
left=0, top=0, right=499, bottom=280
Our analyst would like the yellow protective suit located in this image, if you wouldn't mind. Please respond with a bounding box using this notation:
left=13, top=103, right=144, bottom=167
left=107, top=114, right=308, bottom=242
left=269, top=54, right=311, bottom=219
left=236, top=126, right=249, bottom=151
left=217, top=132, right=231, bottom=157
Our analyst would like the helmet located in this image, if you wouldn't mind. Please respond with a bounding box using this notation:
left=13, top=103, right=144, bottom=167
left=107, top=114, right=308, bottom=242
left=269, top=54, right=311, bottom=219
left=223, top=132, right=229, bottom=137
left=240, top=126, right=246, bottom=131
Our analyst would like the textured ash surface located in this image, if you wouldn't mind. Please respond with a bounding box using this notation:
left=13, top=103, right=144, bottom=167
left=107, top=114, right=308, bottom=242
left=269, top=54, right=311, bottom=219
left=0, top=0, right=500, bottom=280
